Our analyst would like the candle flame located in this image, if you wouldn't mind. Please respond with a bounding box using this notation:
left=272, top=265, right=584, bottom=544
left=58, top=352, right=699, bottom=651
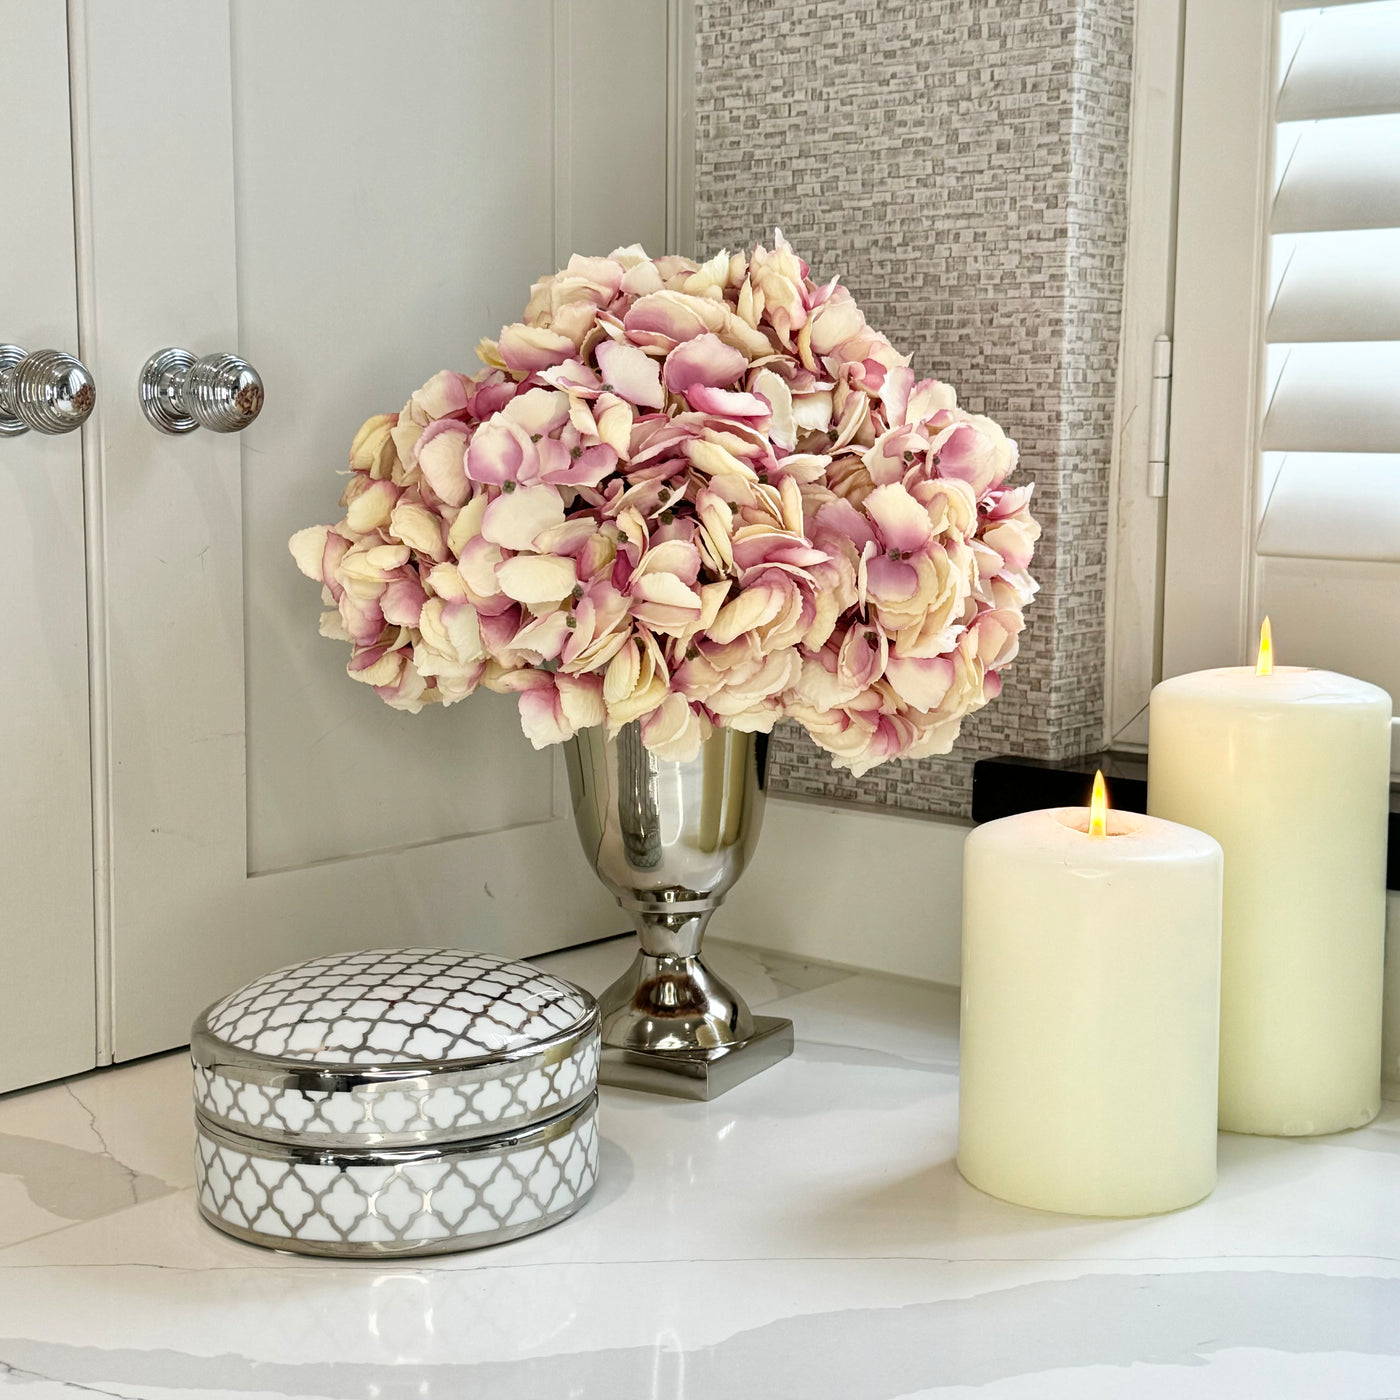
left=1255, top=616, right=1274, bottom=676
left=1088, top=770, right=1108, bottom=838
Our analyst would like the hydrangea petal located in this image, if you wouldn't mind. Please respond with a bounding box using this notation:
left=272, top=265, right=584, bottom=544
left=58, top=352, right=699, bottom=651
left=289, top=525, right=329, bottom=581
left=595, top=339, right=664, bottom=410
left=751, top=369, right=796, bottom=450
left=864, top=554, right=919, bottom=602
left=808, top=293, right=866, bottom=356
left=639, top=692, right=706, bottom=762
left=865, top=483, right=933, bottom=554
left=663, top=334, right=748, bottom=393
left=466, top=418, right=525, bottom=485
left=504, top=387, right=571, bottom=437
left=498, top=323, right=576, bottom=373
left=410, top=371, right=470, bottom=420
left=496, top=553, right=579, bottom=607
left=345, top=479, right=400, bottom=534
left=686, top=385, right=770, bottom=419
left=517, top=686, right=574, bottom=749
left=481, top=486, right=566, bottom=552
left=907, top=378, right=958, bottom=423
left=416, top=422, right=470, bottom=507
left=381, top=575, right=427, bottom=627
left=557, top=673, right=606, bottom=732
left=884, top=655, right=954, bottom=712
left=390, top=501, right=446, bottom=560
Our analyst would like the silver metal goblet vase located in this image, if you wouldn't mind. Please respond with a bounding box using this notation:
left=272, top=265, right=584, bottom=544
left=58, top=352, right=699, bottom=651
left=565, top=722, right=794, bottom=1100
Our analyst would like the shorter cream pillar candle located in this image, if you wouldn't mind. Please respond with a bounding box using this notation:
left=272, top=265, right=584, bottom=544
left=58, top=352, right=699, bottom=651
left=1148, top=630, right=1391, bottom=1136
left=958, top=787, right=1223, bottom=1217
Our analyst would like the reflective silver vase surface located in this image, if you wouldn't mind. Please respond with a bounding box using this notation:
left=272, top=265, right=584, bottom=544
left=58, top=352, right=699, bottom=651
left=566, top=723, right=793, bottom=1099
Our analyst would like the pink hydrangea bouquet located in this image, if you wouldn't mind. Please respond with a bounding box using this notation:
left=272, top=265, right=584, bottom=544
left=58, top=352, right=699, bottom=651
left=290, top=235, right=1039, bottom=775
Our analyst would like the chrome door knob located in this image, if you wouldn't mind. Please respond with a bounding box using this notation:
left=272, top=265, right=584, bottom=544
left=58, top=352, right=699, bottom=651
left=0, top=344, right=97, bottom=436
left=139, top=348, right=264, bottom=434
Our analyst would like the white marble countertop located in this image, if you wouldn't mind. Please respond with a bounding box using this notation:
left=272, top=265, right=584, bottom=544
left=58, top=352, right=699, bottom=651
left=1, top=937, right=1398, bottom=1399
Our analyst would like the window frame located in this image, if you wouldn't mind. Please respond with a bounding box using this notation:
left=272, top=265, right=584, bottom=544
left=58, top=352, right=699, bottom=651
left=1105, top=0, right=1191, bottom=747
left=1157, top=0, right=1278, bottom=679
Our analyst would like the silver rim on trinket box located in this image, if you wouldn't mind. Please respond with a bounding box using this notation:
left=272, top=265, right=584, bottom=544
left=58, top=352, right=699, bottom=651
left=191, top=1005, right=600, bottom=1149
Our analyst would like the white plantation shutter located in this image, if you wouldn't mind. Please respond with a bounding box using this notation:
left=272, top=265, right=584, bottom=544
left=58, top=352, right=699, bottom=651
left=1263, top=4, right=1400, bottom=555
left=1260, top=1, right=1400, bottom=760
left=1165, top=0, right=1400, bottom=771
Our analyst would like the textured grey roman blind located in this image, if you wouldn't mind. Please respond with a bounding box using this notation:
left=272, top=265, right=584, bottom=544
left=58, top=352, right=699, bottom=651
left=1259, top=0, right=1400, bottom=564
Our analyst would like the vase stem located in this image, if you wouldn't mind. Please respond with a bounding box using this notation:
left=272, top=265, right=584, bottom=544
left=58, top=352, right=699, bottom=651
left=598, top=945, right=755, bottom=1053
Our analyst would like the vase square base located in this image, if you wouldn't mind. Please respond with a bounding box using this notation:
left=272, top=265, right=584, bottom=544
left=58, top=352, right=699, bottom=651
left=599, top=1016, right=794, bottom=1101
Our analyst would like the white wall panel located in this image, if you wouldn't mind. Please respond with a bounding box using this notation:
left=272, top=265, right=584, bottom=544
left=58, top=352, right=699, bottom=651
left=230, top=3, right=563, bottom=873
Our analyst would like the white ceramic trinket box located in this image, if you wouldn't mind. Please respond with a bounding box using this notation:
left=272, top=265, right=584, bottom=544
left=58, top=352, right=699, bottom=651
left=191, top=948, right=600, bottom=1257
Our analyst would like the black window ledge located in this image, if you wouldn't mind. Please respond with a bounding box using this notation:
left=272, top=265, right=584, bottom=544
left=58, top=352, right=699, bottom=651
left=971, top=753, right=1400, bottom=894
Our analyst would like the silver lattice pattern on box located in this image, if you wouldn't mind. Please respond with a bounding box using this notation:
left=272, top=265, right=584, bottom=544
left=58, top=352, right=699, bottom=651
left=193, top=1032, right=600, bottom=1145
left=202, top=948, right=592, bottom=1065
left=195, top=1098, right=599, bottom=1256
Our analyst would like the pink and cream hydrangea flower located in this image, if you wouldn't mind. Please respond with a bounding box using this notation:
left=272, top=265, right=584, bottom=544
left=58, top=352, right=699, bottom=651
left=291, top=233, right=1040, bottom=769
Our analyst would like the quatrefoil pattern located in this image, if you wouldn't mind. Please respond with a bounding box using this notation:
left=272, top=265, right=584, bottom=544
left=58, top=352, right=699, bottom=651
left=202, top=949, right=592, bottom=1066
left=194, top=1032, right=600, bottom=1144
left=195, top=1099, right=598, bottom=1255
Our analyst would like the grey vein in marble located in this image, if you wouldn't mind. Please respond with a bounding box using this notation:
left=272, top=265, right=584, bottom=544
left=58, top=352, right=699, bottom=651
left=0, top=1355, right=133, bottom=1398
left=0, top=1126, right=176, bottom=1224
left=709, top=943, right=858, bottom=1001
left=795, top=1040, right=959, bottom=1076
left=2, top=1270, right=1398, bottom=1398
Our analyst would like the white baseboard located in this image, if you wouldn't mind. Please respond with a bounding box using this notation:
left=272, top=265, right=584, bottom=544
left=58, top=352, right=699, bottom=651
left=722, top=796, right=969, bottom=988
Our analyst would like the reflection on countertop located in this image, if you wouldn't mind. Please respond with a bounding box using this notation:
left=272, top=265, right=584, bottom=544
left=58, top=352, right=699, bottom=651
left=0, top=935, right=1398, bottom=1399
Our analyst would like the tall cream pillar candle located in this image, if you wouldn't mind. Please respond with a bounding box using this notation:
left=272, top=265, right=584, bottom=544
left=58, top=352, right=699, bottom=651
left=958, top=785, right=1223, bottom=1217
left=1149, top=634, right=1391, bottom=1136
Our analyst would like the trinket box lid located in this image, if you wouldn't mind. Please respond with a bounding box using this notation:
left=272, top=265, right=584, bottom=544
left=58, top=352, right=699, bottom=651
left=195, top=947, right=594, bottom=1069
left=191, top=948, right=599, bottom=1150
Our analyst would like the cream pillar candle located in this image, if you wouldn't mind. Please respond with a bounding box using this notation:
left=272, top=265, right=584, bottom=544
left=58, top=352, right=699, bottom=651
left=1148, top=630, right=1392, bottom=1136
left=957, top=783, right=1223, bottom=1217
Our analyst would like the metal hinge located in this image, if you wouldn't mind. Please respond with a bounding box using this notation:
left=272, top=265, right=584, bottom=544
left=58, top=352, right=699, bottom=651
left=1147, top=334, right=1172, bottom=498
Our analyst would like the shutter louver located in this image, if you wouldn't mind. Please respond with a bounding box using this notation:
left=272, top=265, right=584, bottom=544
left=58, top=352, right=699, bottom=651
left=1275, top=4, right=1400, bottom=119
left=1262, top=342, right=1400, bottom=452
left=1271, top=114, right=1400, bottom=233
left=1258, top=452, right=1400, bottom=561
left=1267, top=228, right=1400, bottom=342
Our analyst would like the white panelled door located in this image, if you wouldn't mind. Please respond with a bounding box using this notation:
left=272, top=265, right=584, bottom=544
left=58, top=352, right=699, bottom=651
left=0, top=2, right=97, bottom=1092
left=74, top=1, right=676, bottom=1062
